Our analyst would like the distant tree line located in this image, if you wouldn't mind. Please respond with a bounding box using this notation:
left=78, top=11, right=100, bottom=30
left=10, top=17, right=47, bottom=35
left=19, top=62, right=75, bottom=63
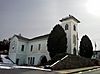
left=0, top=39, right=10, bottom=54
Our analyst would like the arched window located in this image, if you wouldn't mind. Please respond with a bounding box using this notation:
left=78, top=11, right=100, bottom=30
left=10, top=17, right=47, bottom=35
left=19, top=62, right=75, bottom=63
left=73, top=35, right=76, bottom=46
left=65, top=24, right=68, bottom=30
left=73, top=25, right=76, bottom=31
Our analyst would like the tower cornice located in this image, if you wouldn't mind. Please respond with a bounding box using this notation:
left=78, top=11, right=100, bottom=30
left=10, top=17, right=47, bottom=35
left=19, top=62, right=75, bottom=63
left=59, top=15, right=80, bottom=23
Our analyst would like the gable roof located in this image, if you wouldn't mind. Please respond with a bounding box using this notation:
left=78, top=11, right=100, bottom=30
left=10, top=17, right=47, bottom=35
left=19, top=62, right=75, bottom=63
left=59, top=15, right=80, bottom=23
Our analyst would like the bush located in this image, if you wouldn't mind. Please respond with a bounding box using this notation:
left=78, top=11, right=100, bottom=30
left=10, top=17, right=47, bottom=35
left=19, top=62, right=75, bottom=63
left=46, top=53, right=100, bottom=70
left=79, top=35, right=93, bottom=58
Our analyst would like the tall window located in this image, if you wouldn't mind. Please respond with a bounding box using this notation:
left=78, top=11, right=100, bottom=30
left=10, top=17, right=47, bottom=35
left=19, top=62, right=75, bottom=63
left=30, top=45, right=33, bottom=51
left=30, top=57, right=32, bottom=64
left=21, top=45, right=24, bottom=51
left=38, top=44, right=41, bottom=50
left=65, top=24, right=68, bottom=30
left=73, top=25, right=76, bottom=31
left=73, top=35, right=76, bottom=46
left=28, top=57, right=30, bottom=64
left=32, top=57, right=35, bottom=65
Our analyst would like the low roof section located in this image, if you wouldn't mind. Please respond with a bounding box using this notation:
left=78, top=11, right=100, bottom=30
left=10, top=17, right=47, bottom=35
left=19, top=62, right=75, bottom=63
left=12, top=34, right=49, bottom=41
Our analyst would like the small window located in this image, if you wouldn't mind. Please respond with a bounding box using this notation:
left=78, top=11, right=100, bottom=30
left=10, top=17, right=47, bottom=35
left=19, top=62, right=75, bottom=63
left=65, top=24, right=68, bottom=30
left=73, top=25, right=76, bottom=31
left=21, top=45, right=24, bottom=51
left=38, top=44, right=41, bottom=50
left=30, top=45, right=33, bottom=51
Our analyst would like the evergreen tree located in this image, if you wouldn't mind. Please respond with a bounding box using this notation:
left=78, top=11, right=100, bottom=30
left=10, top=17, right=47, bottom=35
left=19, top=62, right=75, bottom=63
left=79, top=35, right=93, bottom=58
left=47, top=24, right=67, bottom=59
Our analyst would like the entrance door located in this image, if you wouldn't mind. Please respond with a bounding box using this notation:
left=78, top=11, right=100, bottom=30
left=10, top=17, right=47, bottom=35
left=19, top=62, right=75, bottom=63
left=73, top=48, right=76, bottom=55
left=16, top=59, right=19, bottom=65
left=40, top=56, right=47, bottom=66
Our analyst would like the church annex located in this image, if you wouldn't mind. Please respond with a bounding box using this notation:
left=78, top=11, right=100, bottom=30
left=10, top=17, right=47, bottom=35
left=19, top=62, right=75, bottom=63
left=8, top=15, right=80, bottom=65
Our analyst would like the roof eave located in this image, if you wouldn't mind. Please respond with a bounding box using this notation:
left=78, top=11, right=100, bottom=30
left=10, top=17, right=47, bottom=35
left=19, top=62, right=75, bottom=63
left=59, top=15, right=80, bottom=23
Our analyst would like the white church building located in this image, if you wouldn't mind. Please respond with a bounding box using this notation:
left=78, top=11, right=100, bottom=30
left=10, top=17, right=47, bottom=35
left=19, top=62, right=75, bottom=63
left=8, top=15, right=80, bottom=65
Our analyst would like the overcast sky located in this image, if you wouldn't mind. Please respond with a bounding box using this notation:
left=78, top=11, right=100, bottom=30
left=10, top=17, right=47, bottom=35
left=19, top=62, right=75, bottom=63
left=0, top=0, right=100, bottom=50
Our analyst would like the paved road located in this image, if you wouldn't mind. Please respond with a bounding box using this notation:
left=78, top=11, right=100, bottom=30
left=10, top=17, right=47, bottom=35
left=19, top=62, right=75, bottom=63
left=0, top=69, right=57, bottom=74
left=75, top=68, right=100, bottom=74
left=1, top=67, right=100, bottom=74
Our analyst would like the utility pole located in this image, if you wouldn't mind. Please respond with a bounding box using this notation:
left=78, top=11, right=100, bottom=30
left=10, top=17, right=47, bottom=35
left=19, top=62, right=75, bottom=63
left=95, top=42, right=97, bottom=58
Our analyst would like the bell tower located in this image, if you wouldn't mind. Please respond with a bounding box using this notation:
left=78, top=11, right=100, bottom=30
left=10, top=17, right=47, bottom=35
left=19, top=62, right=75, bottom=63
left=59, top=15, right=80, bottom=55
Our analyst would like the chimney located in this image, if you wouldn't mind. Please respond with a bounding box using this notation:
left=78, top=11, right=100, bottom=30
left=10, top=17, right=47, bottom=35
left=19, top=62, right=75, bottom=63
left=19, top=33, right=21, bottom=36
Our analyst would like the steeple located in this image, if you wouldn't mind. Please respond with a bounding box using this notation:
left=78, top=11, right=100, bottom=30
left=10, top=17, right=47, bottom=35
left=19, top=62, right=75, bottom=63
left=59, top=15, right=80, bottom=55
